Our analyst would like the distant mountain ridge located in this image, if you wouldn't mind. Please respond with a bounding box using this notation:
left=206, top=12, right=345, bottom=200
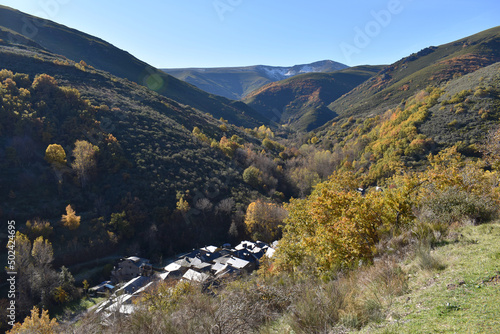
left=162, top=60, right=348, bottom=100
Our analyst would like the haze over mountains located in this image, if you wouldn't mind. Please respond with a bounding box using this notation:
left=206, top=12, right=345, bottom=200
left=162, top=60, right=348, bottom=100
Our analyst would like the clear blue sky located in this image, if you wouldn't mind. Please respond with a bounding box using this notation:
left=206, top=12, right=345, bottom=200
left=1, top=0, right=499, bottom=68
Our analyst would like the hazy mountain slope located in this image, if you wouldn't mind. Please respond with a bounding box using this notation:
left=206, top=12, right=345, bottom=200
left=326, top=26, right=500, bottom=120
left=0, top=5, right=267, bottom=127
left=163, top=60, right=348, bottom=100
left=243, top=65, right=384, bottom=131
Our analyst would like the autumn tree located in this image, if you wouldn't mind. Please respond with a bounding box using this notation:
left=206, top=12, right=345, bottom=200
left=245, top=200, right=287, bottom=243
left=71, top=140, right=98, bottom=187
left=31, top=74, right=58, bottom=94
left=482, top=126, right=500, bottom=170
left=273, top=171, right=386, bottom=276
left=11, top=233, right=60, bottom=314
left=61, top=205, right=81, bottom=230
left=176, top=195, right=190, bottom=214
left=7, top=306, right=58, bottom=334
left=219, top=136, right=241, bottom=157
left=25, top=218, right=53, bottom=240
left=44, top=144, right=66, bottom=167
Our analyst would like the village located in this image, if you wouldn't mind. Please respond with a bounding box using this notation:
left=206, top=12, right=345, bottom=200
left=88, top=240, right=277, bottom=319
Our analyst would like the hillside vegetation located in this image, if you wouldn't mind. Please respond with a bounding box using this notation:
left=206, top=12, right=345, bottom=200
left=12, top=145, right=500, bottom=333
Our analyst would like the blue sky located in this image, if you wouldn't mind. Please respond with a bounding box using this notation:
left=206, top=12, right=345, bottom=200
left=1, top=0, right=499, bottom=68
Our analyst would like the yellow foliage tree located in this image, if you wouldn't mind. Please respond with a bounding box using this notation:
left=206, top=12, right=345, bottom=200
left=44, top=144, right=66, bottom=167
left=53, top=286, right=69, bottom=304
left=219, top=136, right=241, bottom=157
left=245, top=200, right=287, bottom=243
left=7, top=306, right=58, bottom=334
left=61, top=205, right=81, bottom=230
left=273, top=170, right=421, bottom=277
left=176, top=196, right=190, bottom=213
left=71, top=140, right=98, bottom=187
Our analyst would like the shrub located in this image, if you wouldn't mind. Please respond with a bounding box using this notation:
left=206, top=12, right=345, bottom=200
left=419, top=186, right=497, bottom=226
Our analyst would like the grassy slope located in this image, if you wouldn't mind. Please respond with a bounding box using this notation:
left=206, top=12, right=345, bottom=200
left=420, top=62, right=500, bottom=148
left=243, top=65, right=384, bottom=131
left=0, top=5, right=267, bottom=127
left=326, top=26, right=500, bottom=121
left=359, top=222, right=500, bottom=333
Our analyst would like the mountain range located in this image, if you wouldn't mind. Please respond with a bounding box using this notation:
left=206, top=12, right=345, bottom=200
left=162, top=60, right=348, bottom=100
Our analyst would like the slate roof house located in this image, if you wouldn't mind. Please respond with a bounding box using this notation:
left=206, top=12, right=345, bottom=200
left=111, top=256, right=153, bottom=282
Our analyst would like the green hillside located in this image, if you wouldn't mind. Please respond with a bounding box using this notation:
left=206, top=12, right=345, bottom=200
left=0, top=5, right=267, bottom=128
left=243, top=65, right=384, bottom=131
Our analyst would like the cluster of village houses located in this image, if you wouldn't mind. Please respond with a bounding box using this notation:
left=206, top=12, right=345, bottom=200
left=89, top=240, right=277, bottom=318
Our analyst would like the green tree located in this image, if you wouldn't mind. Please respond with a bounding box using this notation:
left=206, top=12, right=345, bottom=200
left=109, top=211, right=133, bottom=239
left=243, top=166, right=262, bottom=188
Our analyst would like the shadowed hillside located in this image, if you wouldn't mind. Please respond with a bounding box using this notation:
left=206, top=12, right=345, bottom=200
left=0, top=5, right=267, bottom=127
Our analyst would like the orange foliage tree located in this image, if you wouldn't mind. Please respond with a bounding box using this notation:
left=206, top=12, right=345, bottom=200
left=61, top=205, right=81, bottom=230
left=244, top=200, right=287, bottom=243
left=7, top=306, right=58, bottom=334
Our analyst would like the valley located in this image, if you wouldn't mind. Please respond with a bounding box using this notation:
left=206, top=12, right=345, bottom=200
left=0, top=4, right=499, bottom=333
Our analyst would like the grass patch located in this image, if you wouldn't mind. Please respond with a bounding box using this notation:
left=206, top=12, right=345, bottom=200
left=54, top=296, right=106, bottom=322
left=358, top=222, right=500, bottom=333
